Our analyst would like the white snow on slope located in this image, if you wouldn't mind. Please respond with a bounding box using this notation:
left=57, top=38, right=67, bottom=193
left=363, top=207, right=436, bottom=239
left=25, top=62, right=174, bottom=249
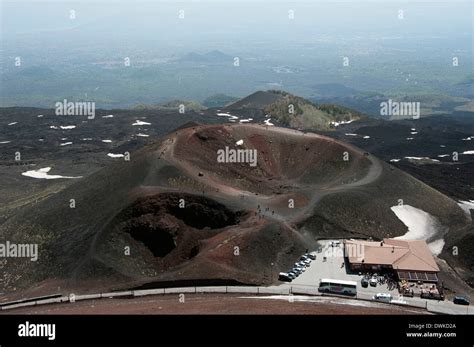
left=136, top=133, right=149, bottom=137
left=107, top=153, right=124, bottom=158
left=428, top=239, right=445, bottom=255
left=458, top=200, right=474, bottom=220
left=264, top=118, right=275, bottom=126
left=217, top=112, right=239, bottom=120
left=462, top=150, right=474, bottom=155
left=236, top=139, right=244, bottom=146
left=404, top=156, right=439, bottom=162
left=330, top=119, right=354, bottom=127
left=22, top=167, right=82, bottom=180
left=391, top=205, right=444, bottom=255
left=132, top=120, right=151, bottom=126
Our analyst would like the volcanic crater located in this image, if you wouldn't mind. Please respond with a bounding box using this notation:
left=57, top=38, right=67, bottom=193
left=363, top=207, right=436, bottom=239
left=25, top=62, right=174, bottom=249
left=0, top=123, right=469, bottom=294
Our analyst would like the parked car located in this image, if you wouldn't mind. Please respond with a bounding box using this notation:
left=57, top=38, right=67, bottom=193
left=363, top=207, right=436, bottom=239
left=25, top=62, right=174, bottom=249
left=369, top=278, right=377, bottom=287
left=453, top=296, right=470, bottom=305
left=278, top=272, right=292, bottom=282
left=421, top=292, right=444, bottom=300
left=303, top=259, right=312, bottom=266
left=307, top=252, right=317, bottom=260
left=287, top=272, right=297, bottom=279
left=361, top=278, right=369, bottom=288
left=373, top=293, right=392, bottom=302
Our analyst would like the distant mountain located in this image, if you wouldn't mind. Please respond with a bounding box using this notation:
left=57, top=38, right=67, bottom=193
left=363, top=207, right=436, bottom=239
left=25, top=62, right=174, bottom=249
left=228, top=90, right=366, bottom=130
left=226, top=90, right=283, bottom=109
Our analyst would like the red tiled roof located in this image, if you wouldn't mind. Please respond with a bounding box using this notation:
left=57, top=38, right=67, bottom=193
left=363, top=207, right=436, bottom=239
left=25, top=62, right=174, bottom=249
left=344, top=238, right=439, bottom=272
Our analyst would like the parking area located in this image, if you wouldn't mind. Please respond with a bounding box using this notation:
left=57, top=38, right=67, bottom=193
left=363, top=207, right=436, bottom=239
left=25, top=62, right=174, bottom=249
left=277, top=239, right=473, bottom=314
left=282, top=240, right=405, bottom=298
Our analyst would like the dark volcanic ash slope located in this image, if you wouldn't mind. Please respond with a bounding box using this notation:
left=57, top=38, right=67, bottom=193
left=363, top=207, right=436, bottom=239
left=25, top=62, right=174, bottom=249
left=0, top=124, right=469, bottom=295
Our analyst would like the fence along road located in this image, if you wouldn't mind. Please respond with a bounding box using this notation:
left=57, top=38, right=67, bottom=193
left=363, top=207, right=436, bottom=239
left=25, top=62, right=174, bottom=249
left=1, top=285, right=473, bottom=314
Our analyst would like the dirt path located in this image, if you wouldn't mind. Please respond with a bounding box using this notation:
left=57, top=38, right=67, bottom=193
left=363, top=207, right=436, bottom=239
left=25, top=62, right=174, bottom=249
left=161, top=124, right=384, bottom=230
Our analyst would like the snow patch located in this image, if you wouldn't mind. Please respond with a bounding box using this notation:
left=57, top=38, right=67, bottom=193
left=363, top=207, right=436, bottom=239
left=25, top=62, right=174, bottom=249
left=236, top=139, right=244, bottom=146
left=330, top=119, right=355, bottom=127
left=136, top=133, right=149, bottom=137
left=102, top=139, right=112, bottom=143
left=132, top=120, right=151, bottom=126
left=60, top=142, right=72, bottom=146
left=217, top=113, right=239, bottom=121
left=107, top=153, right=124, bottom=158
left=264, top=118, right=275, bottom=126
left=22, top=167, right=82, bottom=180
left=458, top=200, right=474, bottom=220
left=428, top=239, right=445, bottom=256
left=391, top=205, right=439, bottom=241
left=8, top=122, right=17, bottom=126
left=404, top=156, right=439, bottom=162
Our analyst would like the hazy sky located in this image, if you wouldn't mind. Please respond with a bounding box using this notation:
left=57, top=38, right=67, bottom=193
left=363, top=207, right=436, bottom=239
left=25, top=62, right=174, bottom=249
left=2, top=1, right=472, bottom=40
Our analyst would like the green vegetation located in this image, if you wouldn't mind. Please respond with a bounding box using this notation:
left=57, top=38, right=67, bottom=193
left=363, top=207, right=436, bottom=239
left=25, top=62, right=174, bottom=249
left=264, top=90, right=366, bottom=130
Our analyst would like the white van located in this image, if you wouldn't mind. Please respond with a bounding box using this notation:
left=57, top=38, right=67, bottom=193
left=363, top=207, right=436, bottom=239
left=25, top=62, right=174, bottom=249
left=373, top=293, right=392, bottom=302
